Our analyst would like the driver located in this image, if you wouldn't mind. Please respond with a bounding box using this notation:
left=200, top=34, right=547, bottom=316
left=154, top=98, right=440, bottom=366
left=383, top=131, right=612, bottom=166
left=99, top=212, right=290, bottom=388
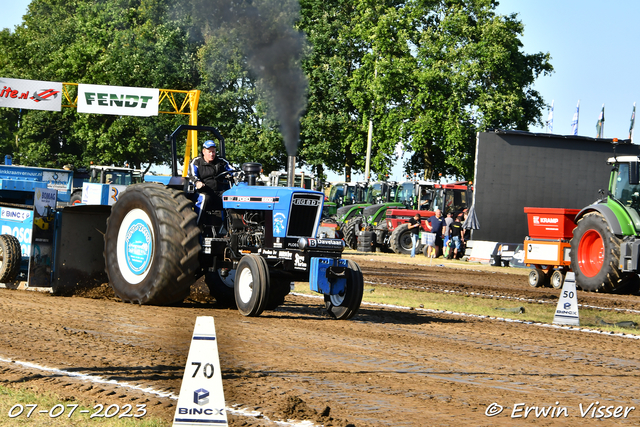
left=188, top=140, right=233, bottom=213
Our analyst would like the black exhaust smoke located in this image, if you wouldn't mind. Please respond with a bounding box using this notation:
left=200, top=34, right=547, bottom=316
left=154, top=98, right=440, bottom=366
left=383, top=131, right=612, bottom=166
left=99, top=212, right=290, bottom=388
left=184, top=0, right=308, bottom=161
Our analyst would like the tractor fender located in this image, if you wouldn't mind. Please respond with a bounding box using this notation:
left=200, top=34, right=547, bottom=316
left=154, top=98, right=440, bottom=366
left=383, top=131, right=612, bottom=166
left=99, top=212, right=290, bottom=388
left=574, top=204, right=623, bottom=236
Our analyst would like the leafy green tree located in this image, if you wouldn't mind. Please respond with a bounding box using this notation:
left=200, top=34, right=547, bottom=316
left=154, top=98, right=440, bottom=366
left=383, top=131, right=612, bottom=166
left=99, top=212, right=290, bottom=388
left=2, top=0, right=201, bottom=169
left=297, top=0, right=370, bottom=182
left=402, top=0, right=553, bottom=179
left=299, top=0, right=552, bottom=181
left=0, top=0, right=551, bottom=182
left=184, top=0, right=309, bottom=173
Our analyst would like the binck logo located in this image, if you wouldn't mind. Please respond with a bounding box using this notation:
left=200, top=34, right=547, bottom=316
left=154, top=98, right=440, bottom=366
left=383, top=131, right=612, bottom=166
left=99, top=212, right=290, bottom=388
left=193, top=388, right=209, bottom=405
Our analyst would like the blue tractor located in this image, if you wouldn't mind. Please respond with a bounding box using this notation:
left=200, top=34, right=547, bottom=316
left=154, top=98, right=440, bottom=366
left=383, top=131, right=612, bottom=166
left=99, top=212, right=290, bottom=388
left=103, top=125, right=363, bottom=319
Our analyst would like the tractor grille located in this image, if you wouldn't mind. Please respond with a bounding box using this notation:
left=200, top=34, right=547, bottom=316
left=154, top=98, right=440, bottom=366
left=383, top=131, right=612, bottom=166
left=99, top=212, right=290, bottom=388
left=287, top=193, right=323, bottom=237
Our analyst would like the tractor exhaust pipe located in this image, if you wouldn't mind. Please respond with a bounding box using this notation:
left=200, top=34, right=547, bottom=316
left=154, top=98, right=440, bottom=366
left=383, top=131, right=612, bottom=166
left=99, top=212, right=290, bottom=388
left=287, top=155, right=296, bottom=187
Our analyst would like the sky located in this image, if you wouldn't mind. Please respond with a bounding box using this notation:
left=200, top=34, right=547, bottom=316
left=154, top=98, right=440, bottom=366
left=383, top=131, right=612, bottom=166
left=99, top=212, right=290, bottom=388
left=2, top=0, right=640, bottom=180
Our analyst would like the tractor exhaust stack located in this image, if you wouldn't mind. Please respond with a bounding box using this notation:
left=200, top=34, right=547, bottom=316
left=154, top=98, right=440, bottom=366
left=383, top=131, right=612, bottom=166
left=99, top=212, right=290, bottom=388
left=287, top=155, right=296, bottom=187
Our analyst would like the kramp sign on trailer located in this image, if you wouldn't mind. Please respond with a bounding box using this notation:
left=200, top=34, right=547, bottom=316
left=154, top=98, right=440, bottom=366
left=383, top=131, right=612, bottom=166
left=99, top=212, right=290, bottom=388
left=0, top=77, right=62, bottom=111
left=78, top=84, right=159, bottom=117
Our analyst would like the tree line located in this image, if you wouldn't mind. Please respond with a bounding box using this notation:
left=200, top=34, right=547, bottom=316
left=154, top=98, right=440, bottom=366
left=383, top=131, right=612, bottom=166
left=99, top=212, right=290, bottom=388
left=0, top=0, right=552, bottom=181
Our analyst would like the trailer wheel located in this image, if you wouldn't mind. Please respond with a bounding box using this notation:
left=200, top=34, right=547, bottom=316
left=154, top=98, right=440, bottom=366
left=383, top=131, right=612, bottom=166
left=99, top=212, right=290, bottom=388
left=528, top=269, right=545, bottom=287
left=234, top=254, right=270, bottom=317
left=205, top=269, right=236, bottom=307
left=551, top=270, right=565, bottom=289
left=389, top=223, right=413, bottom=255
left=104, top=183, right=200, bottom=305
left=0, top=235, right=22, bottom=282
left=571, top=212, right=625, bottom=292
left=324, top=259, right=364, bottom=320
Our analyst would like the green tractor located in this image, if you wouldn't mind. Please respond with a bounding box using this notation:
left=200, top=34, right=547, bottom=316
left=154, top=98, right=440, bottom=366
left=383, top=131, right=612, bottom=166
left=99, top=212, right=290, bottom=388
left=571, top=155, right=640, bottom=293
left=342, top=181, right=404, bottom=250
left=323, top=181, right=367, bottom=219
left=332, top=182, right=370, bottom=225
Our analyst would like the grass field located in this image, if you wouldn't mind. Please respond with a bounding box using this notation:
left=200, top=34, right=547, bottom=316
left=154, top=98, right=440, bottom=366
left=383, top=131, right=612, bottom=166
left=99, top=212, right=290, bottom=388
left=0, top=386, right=170, bottom=426
left=294, top=281, right=640, bottom=336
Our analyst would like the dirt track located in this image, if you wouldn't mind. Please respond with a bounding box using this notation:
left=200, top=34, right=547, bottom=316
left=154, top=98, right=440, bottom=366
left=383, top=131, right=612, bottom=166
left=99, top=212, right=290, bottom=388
left=1, top=253, right=640, bottom=426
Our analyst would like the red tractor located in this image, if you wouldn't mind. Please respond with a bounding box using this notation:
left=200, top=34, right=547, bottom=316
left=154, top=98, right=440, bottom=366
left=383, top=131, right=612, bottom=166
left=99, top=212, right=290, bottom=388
left=384, top=182, right=473, bottom=255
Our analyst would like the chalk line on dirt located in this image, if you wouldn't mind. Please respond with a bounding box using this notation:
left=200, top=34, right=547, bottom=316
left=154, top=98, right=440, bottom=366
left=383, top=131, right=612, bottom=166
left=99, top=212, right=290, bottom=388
left=293, top=291, right=640, bottom=340
left=0, top=356, right=320, bottom=426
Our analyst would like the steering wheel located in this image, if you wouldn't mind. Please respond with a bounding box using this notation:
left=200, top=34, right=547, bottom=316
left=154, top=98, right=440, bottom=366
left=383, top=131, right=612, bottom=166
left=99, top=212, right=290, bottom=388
left=214, top=169, right=237, bottom=180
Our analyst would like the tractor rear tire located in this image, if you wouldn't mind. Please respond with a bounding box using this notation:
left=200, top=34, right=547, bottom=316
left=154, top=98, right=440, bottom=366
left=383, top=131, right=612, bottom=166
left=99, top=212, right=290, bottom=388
left=0, top=235, right=21, bottom=282
left=389, top=223, right=413, bottom=255
left=235, top=254, right=270, bottom=317
left=205, top=269, right=237, bottom=307
left=104, top=183, right=200, bottom=305
left=324, top=259, right=364, bottom=320
left=570, top=212, right=626, bottom=292
left=343, top=216, right=362, bottom=250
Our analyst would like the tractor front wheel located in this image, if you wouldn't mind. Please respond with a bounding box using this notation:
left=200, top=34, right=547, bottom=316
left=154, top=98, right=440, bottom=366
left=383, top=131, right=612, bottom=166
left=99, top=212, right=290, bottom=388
left=570, top=212, right=623, bottom=292
left=69, top=190, right=82, bottom=205
left=104, top=183, right=200, bottom=305
left=234, top=254, right=270, bottom=317
left=324, top=260, right=364, bottom=320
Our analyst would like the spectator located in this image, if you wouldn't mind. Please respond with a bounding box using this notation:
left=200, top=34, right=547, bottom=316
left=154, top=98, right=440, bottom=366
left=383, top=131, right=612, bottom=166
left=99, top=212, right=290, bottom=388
left=448, top=214, right=464, bottom=259
left=426, top=209, right=445, bottom=258
left=443, top=212, right=453, bottom=236
left=408, top=213, right=422, bottom=258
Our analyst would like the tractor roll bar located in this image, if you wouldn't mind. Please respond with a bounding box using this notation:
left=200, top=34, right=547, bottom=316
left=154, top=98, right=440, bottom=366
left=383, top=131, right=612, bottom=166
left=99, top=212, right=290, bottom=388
left=170, top=125, right=226, bottom=177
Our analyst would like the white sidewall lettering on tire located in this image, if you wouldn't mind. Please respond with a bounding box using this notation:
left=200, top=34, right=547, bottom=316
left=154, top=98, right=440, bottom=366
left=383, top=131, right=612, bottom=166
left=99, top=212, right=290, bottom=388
left=116, top=208, right=155, bottom=284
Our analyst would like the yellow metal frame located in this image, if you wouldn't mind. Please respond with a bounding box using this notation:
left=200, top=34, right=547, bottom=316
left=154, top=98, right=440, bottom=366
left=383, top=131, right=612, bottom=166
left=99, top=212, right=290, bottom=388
left=62, top=83, right=200, bottom=177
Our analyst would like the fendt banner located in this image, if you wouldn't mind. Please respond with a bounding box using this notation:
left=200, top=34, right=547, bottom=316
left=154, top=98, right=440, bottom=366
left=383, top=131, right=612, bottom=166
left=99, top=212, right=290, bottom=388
left=0, top=77, right=63, bottom=111
left=78, top=83, right=159, bottom=117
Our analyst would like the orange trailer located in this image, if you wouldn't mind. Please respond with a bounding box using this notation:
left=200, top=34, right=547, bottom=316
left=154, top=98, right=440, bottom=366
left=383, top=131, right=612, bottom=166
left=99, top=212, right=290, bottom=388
left=523, top=207, right=580, bottom=288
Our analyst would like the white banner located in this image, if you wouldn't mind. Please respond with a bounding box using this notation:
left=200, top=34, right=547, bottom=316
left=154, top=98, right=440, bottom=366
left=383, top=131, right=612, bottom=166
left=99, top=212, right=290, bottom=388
left=0, top=77, right=63, bottom=111
left=78, top=84, right=159, bottom=117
